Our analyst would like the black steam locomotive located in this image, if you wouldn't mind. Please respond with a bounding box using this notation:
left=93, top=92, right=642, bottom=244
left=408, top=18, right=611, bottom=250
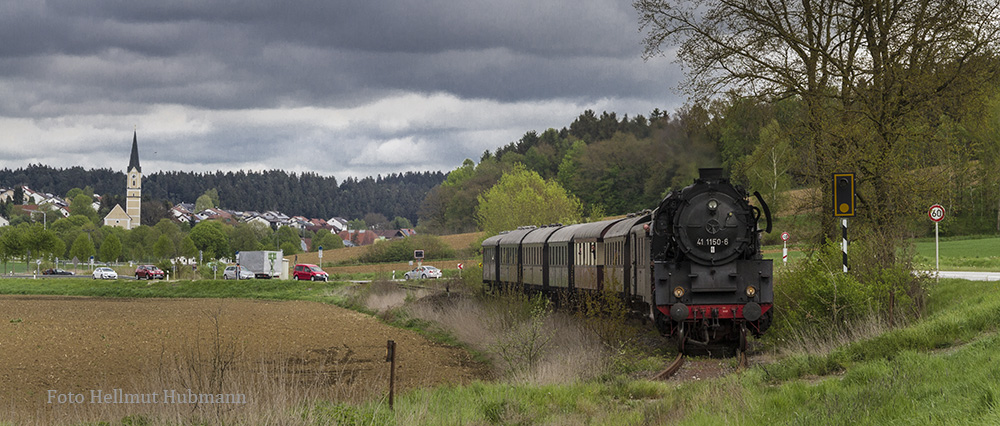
left=481, top=168, right=773, bottom=352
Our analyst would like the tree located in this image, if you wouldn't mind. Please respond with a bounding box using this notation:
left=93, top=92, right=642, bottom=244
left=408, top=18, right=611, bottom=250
left=141, top=200, right=171, bottom=227
left=363, top=213, right=389, bottom=230
left=179, top=235, right=199, bottom=260
left=100, top=232, right=122, bottom=262
left=229, top=223, right=263, bottom=252
left=735, top=120, right=793, bottom=215
left=70, top=194, right=97, bottom=224
left=312, top=229, right=344, bottom=251
left=188, top=221, right=229, bottom=260
left=275, top=226, right=301, bottom=254
left=390, top=216, right=412, bottom=229
left=476, top=164, right=583, bottom=235
left=69, top=233, right=95, bottom=262
left=636, top=0, right=1000, bottom=265
left=0, top=225, right=24, bottom=272
left=22, top=224, right=59, bottom=260
left=152, top=234, right=175, bottom=260
left=194, top=191, right=216, bottom=213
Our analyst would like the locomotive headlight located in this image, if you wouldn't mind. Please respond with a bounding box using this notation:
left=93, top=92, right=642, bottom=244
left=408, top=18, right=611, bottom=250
left=673, top=286, right=685, bottom=298
left=745, top=285, right=757, bottom=298
left=707, top=199, right=719, bottom=212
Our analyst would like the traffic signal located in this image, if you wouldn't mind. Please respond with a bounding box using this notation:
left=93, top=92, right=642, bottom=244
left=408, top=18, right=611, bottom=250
left=833, top=173, right=855, bottom=217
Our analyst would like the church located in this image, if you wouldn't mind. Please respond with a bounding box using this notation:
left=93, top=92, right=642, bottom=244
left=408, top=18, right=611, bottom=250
left=103, top=131, right=142, bottom=229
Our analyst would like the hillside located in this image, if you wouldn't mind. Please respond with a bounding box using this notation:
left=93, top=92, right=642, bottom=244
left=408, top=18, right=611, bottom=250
left=289, top=231, right=485, bottom=273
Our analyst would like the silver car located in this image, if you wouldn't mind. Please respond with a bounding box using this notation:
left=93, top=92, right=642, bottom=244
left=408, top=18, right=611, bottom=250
left=223, top=265, right=254, bottom=280
left=404, top=265, right=442, bottom=280
left=93, top=267, right=118, bottom=280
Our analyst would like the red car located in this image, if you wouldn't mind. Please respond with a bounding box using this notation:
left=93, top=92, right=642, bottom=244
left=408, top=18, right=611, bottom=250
left=292, top=264, right=328, bottom=281
left=135, top=265, right=165, bottom=280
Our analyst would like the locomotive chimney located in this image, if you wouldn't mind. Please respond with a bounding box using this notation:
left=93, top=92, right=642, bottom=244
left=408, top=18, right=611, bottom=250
left=699, top=168, right=724, bottom=181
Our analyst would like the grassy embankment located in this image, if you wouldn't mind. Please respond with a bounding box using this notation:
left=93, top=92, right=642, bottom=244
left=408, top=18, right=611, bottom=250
left=299, top=277, right=1000, bottom=425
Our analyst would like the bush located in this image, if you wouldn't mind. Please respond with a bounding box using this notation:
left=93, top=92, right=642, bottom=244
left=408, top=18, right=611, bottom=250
left=771, top=239, right=925, bottom=341
left=358, top=235, right=456, bottom=263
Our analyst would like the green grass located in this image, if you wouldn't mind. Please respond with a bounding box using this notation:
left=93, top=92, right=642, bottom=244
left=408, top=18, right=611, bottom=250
left=0, top=277, right=349, bottom=303
left=766, top=236, right=1000, bottom=271
left=5, top=264, right=1000, bottom=424
left=291, top=278, right=1000, bottom=425
left=911, top=236, right=1000, bottom=271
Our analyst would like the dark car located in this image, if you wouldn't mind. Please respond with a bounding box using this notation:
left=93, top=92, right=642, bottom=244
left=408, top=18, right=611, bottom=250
left=42, top=268, right=74, bottom=275
left=135, top=265, right=165, bottom=280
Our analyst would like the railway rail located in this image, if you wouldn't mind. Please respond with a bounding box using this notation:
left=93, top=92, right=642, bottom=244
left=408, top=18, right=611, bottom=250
left=651, top=353, right=685, bottom=380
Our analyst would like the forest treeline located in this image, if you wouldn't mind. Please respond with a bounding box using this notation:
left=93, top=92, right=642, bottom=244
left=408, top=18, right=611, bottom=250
left=0, top=166, right=444, bottom=223
left=418, top=96, right=1000, bottom=240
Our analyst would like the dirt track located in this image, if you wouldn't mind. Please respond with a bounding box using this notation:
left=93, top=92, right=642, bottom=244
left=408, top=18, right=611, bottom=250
left=0, top=295, right=486, bottom=413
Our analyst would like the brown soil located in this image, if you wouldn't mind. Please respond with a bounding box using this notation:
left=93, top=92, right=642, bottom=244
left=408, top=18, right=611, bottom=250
left=0, top=295, right=486, bottom=414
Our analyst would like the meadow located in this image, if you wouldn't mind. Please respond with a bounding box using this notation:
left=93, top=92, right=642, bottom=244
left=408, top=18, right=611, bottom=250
left=2, top=234, right=1000, bottom=424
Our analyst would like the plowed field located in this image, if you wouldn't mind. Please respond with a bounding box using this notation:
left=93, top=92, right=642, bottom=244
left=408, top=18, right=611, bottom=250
left=0, top=295, right=486, bottom=418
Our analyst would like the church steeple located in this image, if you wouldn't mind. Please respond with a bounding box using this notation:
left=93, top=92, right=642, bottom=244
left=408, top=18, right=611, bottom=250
left=125, top=131, right=142, bottom=229
left=128, top=130, right=141, bottom=173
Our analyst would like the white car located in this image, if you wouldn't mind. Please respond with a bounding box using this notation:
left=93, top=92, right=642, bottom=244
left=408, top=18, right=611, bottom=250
left=93, top=267, right=118, bottom=280
left=404, top=266, right=442, bottom=280
left=223, top=265, right=254, bottom=280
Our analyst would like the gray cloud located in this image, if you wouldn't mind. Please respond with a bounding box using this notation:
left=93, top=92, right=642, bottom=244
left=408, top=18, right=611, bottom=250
left=0, top=0, right=684, bottom=183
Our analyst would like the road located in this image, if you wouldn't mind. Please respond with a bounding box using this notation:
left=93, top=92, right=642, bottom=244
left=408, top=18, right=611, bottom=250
left=923, top=270, right=1000, bottom=281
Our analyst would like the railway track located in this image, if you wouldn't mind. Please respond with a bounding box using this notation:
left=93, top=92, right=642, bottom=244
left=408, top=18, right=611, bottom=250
left=651, top=353, right=685, bottom=380
left=652, top=349, right=749, bottom=381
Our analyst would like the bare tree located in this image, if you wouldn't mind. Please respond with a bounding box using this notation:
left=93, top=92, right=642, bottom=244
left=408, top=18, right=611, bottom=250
left=636, top=0, right=1000, bottom=264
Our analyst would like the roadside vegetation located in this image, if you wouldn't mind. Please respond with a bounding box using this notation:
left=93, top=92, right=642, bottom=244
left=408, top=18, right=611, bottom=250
left=303, top=277, right=1000, bottom=425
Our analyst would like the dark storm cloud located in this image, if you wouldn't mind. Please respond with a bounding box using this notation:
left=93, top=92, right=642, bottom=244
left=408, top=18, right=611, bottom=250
left=2, top=0, right=650, bottom=105
left=0, top=0, right=684, bottom=179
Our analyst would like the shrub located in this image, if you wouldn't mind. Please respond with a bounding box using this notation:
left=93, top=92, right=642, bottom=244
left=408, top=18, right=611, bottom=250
left=771, top=239, right=926, bottom=342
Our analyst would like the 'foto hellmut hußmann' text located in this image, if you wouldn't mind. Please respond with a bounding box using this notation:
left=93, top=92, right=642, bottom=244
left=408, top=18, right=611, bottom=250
left=47, top=389, right=247, bottom=404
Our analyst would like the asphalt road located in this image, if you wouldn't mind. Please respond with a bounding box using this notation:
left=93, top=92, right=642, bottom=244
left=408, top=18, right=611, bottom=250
left=924, top=270, right=1000, bottom=281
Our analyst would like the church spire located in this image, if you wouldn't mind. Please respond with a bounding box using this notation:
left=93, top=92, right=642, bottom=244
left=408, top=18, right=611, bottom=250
left=128, top=130, right=141, bottom=173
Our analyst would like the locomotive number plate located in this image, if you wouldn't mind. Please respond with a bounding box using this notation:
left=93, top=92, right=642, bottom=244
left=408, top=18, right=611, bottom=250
left=697, top=238, right=729, bottom=246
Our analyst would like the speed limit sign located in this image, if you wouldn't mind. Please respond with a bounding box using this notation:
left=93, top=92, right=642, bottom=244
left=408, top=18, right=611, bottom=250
left=928, top=204, right=945, bottom=222
left=780, top=232, right=790, bottom=242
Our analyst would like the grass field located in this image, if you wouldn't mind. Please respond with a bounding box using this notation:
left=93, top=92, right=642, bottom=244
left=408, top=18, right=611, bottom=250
left=910, top=236, right=1000, bottom=270
left=764, top=235, right=1000, bottom=271
left=0, top=276, right=348, bottom=304
left=3, top=266, right=1000, bottom=423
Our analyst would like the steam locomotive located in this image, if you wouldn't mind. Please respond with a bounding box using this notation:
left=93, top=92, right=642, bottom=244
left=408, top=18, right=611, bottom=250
left=481, top=168, right=773, bottom=352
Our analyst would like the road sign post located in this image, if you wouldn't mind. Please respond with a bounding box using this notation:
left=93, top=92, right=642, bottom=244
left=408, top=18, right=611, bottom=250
left=929, top=204, right=945, bottom=271
left=780, top=232, right=790, bottom=264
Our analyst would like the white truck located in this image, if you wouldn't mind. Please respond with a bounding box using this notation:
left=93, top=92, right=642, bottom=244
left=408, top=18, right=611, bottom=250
left=236, top=250, right=283, bottom=279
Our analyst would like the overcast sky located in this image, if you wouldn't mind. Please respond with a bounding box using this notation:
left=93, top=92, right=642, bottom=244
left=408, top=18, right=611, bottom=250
left=0, top=0, right=683, bottom=181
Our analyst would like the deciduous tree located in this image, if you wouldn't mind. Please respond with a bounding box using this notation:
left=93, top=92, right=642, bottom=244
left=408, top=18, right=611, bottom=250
left=100, top=233, right=122, bottom=263
left=476, top=164, right=583, bottom=235
left=636, top=0, right=1000, bottom=265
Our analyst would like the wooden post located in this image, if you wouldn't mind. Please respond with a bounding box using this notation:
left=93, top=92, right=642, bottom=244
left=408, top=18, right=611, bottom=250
left=385, top=340, right=396, bottom=409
